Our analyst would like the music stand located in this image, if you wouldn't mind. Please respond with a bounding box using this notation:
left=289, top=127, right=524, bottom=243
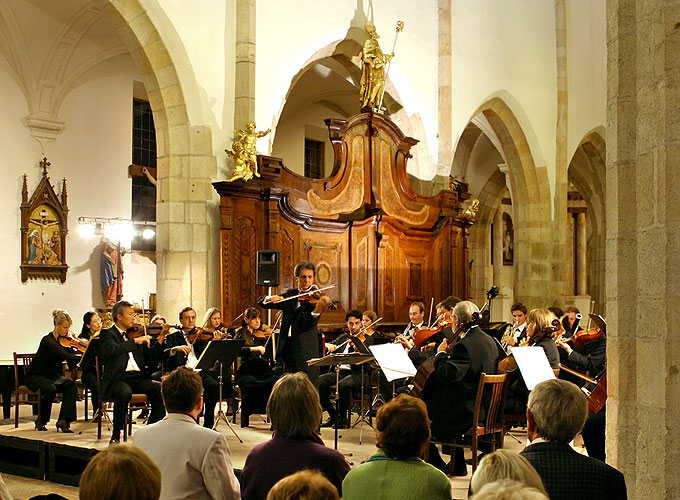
left=195, top=339, right=245, bottom=442
left=308, top=352, right=373, bottom=450
left=347, top=336, right=375, bottom=443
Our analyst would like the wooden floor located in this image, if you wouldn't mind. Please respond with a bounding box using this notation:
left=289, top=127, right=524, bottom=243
left=0, top=402, right=545, bottom=500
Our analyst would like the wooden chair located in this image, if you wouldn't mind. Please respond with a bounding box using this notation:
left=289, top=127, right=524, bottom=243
left=12, top=353, right=40, bottom=428
left=428, top=372, right=509, bottom=474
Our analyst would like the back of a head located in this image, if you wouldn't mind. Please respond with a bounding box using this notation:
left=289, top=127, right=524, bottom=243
left=470, top=450, right=547, bottom=495
left=528, top=378, right=587, bottom=443
left=472, top=480, right=549, bottom=500
left=79, top=444, right=160, bottom=500
left=267, top=372, right=322, bottom=438
left=161, top=366, right=203, bottom=413
left=376, top=394, right=430, bottom=459
left=266, top=470, right=339, bottom=500
left=454, top=300, right=479, bottom=324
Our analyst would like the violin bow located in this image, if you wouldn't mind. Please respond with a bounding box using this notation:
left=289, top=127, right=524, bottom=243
left=427, top=298, right=434, bottom=326
left=263, top=284, right=336, bottom=305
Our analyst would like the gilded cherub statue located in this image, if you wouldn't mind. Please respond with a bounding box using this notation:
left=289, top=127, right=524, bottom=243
left=225, top=121, right=271, bottom=182
left=462, top=199, right=480, bottom=222
left=360, top=22, right=393, bottom=112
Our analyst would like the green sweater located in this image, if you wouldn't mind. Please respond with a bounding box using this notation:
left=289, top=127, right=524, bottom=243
left=342, top=449, right=452, bottom=500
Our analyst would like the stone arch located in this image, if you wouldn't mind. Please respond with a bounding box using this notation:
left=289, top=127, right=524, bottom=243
left=270, top=37, right=433, bottom=178
left=464, top=97, right=554, bottom=308
left=98, top=0, right=216, bottom=317
left=568, top=129, right=606, bottom=312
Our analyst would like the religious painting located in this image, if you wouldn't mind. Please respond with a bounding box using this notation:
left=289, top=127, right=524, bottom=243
left=502, top=212, right=514, bottom=265
left=20, top=157, right=69, bottom=282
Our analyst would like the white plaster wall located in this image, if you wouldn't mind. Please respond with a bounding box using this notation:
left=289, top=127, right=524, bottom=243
left=255, top=0, right=438, bottom=176
left=0, top=53, right=155, bottom=361
left=451, top=0, right=557, bottom=195
left=565, top=0, right=606, bottom=159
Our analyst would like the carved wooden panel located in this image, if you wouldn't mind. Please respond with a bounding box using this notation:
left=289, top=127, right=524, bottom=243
left=235, top=216, right=257, bottom=309
left=221, top=230, right=231, bottom=318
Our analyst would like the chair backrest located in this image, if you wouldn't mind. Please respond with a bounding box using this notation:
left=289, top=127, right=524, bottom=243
left=471, top=372, right=508, bottom=434
left=13, top=352, right=35, bottom=390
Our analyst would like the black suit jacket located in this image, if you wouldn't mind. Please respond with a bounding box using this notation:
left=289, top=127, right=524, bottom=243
left=426, top=325, right=499, bottom=440
left=98, top=326, right=161, bottom=400
left=521, top=441, right=627, bottom=500
left=25, top=333, right=80, bottom=381
left=258, top=288, right=320, bottom=363
left=162, top=330, right=210, bottom=372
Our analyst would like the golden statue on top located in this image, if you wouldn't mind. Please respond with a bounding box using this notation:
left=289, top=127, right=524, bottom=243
left=226, top=121, right=271, bottom=182
left=360, top=21, right=403, bottom=112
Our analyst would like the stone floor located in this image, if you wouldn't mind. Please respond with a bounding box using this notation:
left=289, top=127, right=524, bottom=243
left=1, top=402, right=584, bottom=500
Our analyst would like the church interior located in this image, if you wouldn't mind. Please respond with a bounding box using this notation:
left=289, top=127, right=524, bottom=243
left=0, top=0, right=672, bottom=498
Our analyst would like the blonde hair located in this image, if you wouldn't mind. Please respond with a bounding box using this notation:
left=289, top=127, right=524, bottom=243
left=267, top=373, right=323, bottom=438
left=526, top=309, right=553, bottom=332
left=52, top=309, right=72, bottom=326
left=470, top=450, right=547, bottom=495
left=201, top=307, right=221, bottom=330
left=79, top=444, right=160, bottom=500
left=266, top=470, right=339, bottom=500
left=472, top=480, right=549, bottom=500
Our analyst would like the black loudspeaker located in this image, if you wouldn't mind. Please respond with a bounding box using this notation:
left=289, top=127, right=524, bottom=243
left=256, top=250, right=280, bottom=286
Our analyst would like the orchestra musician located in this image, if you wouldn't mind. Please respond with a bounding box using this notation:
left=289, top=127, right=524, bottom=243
left=561, top=306, right=582, bottom=338
left=402, top=302, right=425, bottom=338
left=24, top=309, right=80, bottom=432
left=98, top=300, right=166, bottom=443
left=361, top=310, right=378, bottom=336
left=378, top=296, right=460, bottom=402
left=258, top=261, right=331, bottom=386
left=319, top=310, right=375, bottom=429
left=425, top=300, right=499, bottom=476
left=162, top=306, right=228, bottom=429
left=78, top=311, right=102, bottom=416
left=501, top=303, right=528, bottom=352
left=234, top=308, right=281, bottom=427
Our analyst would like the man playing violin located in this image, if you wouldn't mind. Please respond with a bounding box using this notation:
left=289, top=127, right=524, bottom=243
left=318, top=310, right=375, bottom=429
left=99, top=300, right=165, bottom=443
left=258, top=260, right=330, bottom=386
left=402, top=302, right=425, bottom=338
left=162, top=306, right=229, bottom=429
left=425, top=300, right=499, bottom=476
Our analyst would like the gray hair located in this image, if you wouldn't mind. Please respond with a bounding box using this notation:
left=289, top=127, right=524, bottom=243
left=453, top=300, right=479, bottom=325
left=528, top=379, right=587, bottom=443
left=52, top=309, right=72, bottom=325
left=472, top=480, right=549, bottom=500
left=470, top=450, right=547, bottom=495
left=267, top=373, right=323, bottom=438
left=111, top=301, right=133, bottom=324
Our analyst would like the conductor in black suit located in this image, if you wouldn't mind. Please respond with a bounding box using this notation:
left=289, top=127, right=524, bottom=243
left=425, top=300, right=499, bottom=476
left=258, top=261, right=330, bottom=386
left=521, top=378, right=627, bottom=500
left=99, top=300, right=165, bottom=443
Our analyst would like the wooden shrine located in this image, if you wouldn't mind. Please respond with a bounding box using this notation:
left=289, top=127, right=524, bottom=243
left=213, top=112, right=472, bottom=328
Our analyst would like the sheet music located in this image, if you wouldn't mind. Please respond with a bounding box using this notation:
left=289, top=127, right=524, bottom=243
left=510, top=346, right=556, bottom=390
left=369, top=343, right=417, bottom=382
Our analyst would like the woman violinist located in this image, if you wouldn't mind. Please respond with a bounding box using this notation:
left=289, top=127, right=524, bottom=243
left=24, top=309, right=80, bottom=432
left=78, top=311, right=103, bottom=416
left=361, top=310, right=378, bottom=337
left=234, top=308, right=280, bottom=427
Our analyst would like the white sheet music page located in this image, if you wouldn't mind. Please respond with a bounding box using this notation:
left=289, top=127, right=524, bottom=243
left=369, top=343, right=417, bottom=382
left=510, top=346, right=556, bottom=390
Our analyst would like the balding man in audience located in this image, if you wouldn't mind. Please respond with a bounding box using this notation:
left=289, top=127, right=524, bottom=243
left=520, top=379, right=626, bottom=500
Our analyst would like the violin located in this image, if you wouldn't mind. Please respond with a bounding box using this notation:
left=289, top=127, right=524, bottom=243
left=184, top=327, right=216, bottom=344
left=413, top=319, right=453, bottom=348
left=124, top=323, right=177, bottom=343
left=252, top=324, right=274, bottom=339
left=298, top=291, right=339, bottom=310
left=58, top=332, right=88, bottom=353
left=570, top=327, right=605, bottom=347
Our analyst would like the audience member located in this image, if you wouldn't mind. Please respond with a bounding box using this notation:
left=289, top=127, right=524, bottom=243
left=521, top=379, right=627, bottom=500
left=266, top=470, right=339, bottom=500
left=240, top=373, right=350, bottom=500
left=342, top=394, right=452, bottom=500
left=79, top=444, right=160, bottom=500
left=471, top=480, right=549, bottom=500
left=133, top=366, right=240, bottom=500
left=470, top=450, right=547, bottom=496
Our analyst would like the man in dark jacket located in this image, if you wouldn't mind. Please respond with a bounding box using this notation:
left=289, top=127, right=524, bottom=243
left=521, top=378, right=626, bottom=500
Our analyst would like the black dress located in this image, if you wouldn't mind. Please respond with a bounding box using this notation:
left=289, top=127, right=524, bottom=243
left=24, top=333, right=80, bottom=426
left=234, top=326, right=281, bottom=427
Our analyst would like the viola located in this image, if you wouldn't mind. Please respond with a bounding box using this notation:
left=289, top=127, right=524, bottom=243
left=58, top=333, right=88, bottom=353
left=570, top=327, right=605, bottom=347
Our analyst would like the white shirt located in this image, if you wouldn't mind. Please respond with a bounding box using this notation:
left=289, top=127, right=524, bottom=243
left=182, top=331, right=200, bottom=369
left=115, top=325, right=141, bottom=372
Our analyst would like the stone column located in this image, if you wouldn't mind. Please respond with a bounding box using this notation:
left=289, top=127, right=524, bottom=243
left=234, top=0, right=255, bottom=129
left=437, top=0, right=452, bottom=176
left=492, top=207, right=503, bottom=288
left=575, top=212, right=587, bottom=295
left=607, top=1, right=680, bottom=498
left=566, top=213, right=574, bottom=294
